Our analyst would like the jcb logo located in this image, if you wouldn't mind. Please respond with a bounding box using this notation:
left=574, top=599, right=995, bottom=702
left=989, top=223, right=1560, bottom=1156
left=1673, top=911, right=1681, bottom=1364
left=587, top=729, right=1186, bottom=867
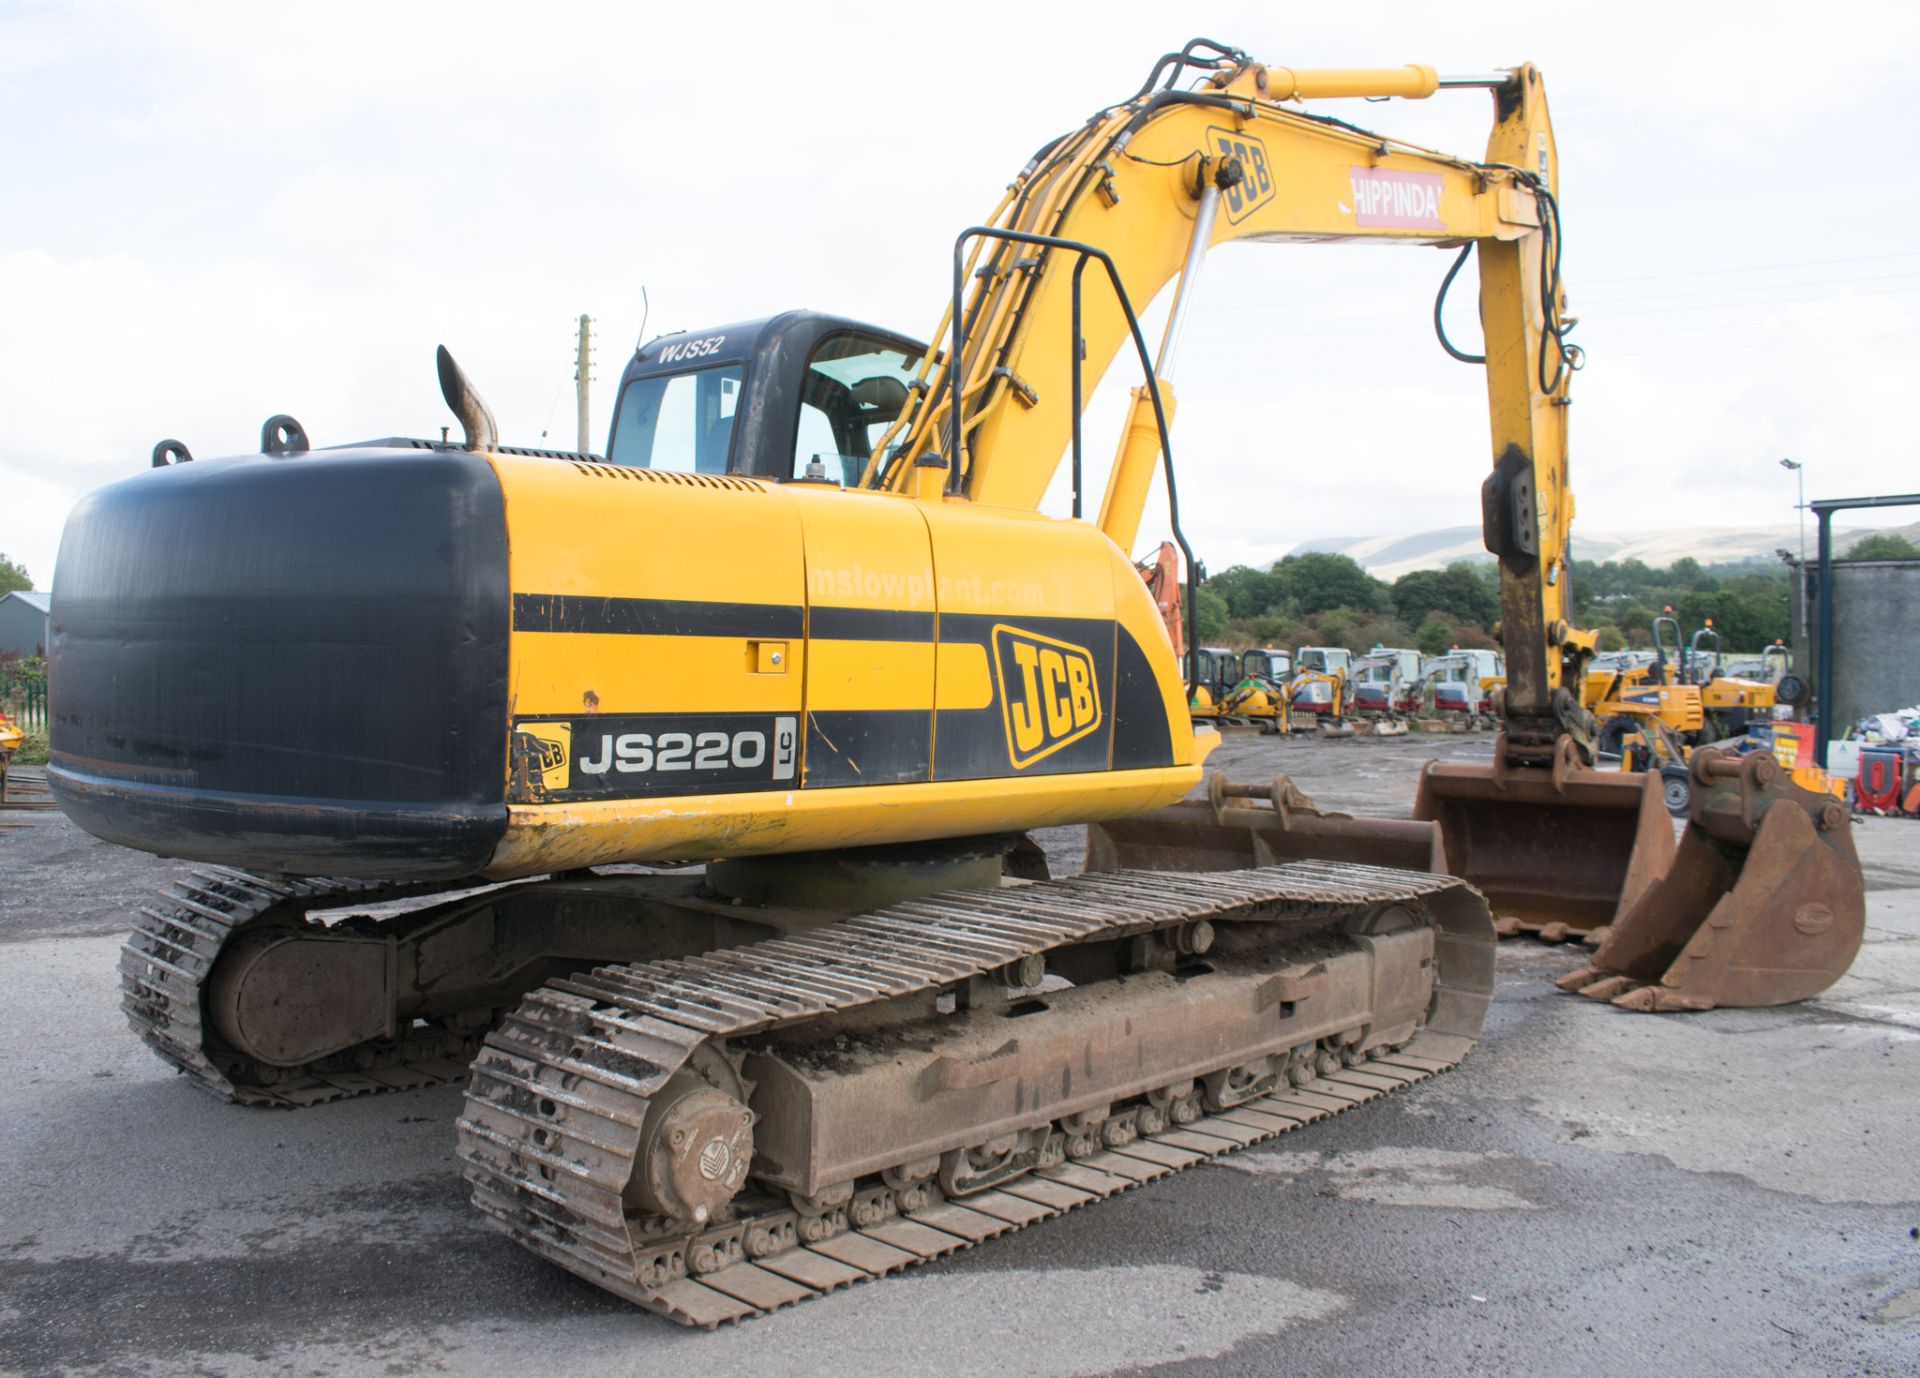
left=1206, top=125, right=1274, bottom=224
left=992, top=625, right=1102, bottom=769
left=509, top=722, right=570, bottom=800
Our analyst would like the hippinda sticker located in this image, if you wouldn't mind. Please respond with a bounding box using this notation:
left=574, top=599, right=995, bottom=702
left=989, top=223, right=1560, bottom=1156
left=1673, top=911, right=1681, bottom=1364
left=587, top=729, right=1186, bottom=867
left=991, top=625, right=1103, bottom=769
left=1346, top=166, right=1446, bottom=230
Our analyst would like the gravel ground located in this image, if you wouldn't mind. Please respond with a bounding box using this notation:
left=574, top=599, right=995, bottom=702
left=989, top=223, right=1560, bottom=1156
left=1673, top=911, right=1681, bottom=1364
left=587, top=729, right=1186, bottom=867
left=2, top=736, right=1917, bottom=1377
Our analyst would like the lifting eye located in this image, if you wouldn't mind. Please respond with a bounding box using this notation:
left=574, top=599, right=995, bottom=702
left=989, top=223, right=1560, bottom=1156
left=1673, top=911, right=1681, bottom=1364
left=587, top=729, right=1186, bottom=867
left=260, top=414, right=310, bottom=455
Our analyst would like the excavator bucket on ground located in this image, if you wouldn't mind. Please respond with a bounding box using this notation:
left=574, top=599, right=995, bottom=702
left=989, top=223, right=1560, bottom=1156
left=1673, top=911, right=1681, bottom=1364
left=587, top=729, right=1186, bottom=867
left=1088, top=771, right=1494, bottom=1056
left=1557, top=746, right=1865, bottom=1011
left=1089, top=773, right=1445, bottom=876
left=1411, top=737, right=1677, bottom=943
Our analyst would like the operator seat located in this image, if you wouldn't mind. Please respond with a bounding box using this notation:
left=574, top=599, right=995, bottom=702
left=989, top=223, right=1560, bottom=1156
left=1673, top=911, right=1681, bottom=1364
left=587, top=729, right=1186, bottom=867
left=850, top=374, right=909, bottom=423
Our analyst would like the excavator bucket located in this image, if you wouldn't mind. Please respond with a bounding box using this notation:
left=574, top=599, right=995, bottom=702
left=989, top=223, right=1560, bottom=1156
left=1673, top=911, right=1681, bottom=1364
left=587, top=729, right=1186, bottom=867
left=1089, top=772, right=1446, bottom=876
left=1411, top=740, right=1677, bottom=943
left=1557, top=746, right=1865, bottom=1011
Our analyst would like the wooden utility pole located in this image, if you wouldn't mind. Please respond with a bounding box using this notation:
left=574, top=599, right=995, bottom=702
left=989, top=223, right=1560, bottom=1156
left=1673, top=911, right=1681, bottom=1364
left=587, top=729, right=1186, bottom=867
left=574, top=314, right=592, bottom=454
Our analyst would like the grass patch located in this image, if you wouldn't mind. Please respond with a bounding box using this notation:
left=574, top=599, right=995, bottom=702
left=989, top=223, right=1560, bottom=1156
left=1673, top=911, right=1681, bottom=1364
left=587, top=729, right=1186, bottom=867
left=11, top=728, right=47, bottom=766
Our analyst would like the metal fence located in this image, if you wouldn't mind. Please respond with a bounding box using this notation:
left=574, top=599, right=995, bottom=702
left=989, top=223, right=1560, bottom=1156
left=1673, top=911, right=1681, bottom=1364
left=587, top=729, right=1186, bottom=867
left=1, top=671, right=47, bottom=734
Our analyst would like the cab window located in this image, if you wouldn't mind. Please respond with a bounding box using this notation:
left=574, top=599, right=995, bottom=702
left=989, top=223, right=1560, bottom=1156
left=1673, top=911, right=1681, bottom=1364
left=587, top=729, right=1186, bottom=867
left=608, top=364, right=743, bottom=473
left=792, top=334, right=922, bottom=484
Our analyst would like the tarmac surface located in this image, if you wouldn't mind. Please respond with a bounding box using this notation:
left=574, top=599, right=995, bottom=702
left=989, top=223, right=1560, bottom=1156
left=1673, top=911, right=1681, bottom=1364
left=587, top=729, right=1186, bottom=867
left=3, top=735, right=1918, bottom=1377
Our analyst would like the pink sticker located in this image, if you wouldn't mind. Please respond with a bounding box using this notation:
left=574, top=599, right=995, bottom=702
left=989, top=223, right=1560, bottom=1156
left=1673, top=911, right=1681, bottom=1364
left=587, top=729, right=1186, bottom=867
left=1348, top=167, right=1446, bottom=229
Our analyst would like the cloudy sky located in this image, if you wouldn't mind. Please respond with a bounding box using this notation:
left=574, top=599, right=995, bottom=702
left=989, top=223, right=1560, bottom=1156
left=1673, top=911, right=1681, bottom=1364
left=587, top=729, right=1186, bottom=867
left=4, top=1, right=1917, bottom=588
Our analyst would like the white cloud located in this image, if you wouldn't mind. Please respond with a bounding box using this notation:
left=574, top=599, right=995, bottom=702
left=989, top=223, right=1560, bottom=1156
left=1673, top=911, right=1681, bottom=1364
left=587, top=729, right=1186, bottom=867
left=3, top=0, right=1919, bottom=586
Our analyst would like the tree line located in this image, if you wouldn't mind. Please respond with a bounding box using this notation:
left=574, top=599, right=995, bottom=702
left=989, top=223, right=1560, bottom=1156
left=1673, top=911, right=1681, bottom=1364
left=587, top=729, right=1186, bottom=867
left=1189, top=549, right=1825, bottom=657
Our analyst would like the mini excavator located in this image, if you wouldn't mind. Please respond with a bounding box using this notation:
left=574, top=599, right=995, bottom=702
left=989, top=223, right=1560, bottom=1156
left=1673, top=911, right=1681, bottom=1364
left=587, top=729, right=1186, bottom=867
left=50, top=41, right=1862, bottom=1325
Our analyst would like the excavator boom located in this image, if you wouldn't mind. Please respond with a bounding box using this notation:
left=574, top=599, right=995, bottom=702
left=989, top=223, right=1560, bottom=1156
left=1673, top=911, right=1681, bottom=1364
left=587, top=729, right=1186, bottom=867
left=870, top=53, right=1583, bottom=753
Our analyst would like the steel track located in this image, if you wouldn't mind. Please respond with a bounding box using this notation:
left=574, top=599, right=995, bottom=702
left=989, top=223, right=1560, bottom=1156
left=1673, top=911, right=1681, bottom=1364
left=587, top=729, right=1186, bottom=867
left=119, top=867, right=491, bottom=1106
left=456, top=861, right=1491, bottom=1325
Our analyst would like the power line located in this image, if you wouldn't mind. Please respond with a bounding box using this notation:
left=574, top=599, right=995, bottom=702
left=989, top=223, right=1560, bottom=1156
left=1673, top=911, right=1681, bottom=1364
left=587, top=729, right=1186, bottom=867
left=1579, top=284, right=1920, bottom=319
left=1193, top=271, right=1920, bottom=324
left=1577, top=271, right=1920, bottom=308
left=1182, top=292, right=1920, bottom=347
left=1581, top=249, right=1920, bottom=286
left=1180, top=309, right=1920, bottom=365
left=1600, top=325, right=1920, bottom=361
left=1577, top=306, right=1920, bottom=342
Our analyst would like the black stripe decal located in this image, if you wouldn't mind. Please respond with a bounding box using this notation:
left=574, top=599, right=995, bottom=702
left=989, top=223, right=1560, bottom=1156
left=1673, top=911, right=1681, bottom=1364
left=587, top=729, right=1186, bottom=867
left=805, top=709, right=932, bottom=788
left=808, top=606, right=936, bottom=642
left=514, top=593, right=804, bottom=639
left=1110, top=622, right=1176, bottom=770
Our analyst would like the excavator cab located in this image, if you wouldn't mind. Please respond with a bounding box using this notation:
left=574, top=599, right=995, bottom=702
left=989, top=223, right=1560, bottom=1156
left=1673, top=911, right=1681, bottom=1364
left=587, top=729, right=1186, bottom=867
left=1189, top=647, right=1237, bottom=716
left=1241, top=647, right=1290, bottom=683
left=606, top=312, right=927, bottom=487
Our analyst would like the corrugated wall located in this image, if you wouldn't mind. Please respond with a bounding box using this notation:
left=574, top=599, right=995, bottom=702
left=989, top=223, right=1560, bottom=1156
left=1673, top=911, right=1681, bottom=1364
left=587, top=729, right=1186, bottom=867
left=1793, top=559, right=1920, bottom=731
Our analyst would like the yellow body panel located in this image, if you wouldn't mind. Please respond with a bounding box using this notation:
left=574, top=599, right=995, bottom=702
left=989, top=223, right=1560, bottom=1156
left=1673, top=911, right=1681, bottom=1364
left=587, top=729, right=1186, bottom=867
left=1587, top=663, right=1772, bottom=735
left=1108, top=531, right=1207, bottom=755
left=482, top=456, right=1202, bottom=872
left=793, top=486, right=936, bottom=720
left=934, top=642, right=995, bottom=710
left=1702, top=676, right=1775, bottom=712
left=499, top=461, right=808, bottom=724
left=483, top=764, right=1198, bottom=878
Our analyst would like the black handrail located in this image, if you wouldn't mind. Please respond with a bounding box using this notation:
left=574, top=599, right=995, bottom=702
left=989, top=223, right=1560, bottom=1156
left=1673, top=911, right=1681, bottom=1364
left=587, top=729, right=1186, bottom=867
left=948, top=225, right=1201, bottom=693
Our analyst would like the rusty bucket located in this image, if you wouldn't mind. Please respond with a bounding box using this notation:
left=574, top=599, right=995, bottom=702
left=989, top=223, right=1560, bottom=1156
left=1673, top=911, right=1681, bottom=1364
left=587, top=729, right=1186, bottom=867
left=1411, top=743, right=1677, bottom=942
left=1089, top=773, right=1445, bottom=876
left=1558, top=747, right=1865, bottom=1011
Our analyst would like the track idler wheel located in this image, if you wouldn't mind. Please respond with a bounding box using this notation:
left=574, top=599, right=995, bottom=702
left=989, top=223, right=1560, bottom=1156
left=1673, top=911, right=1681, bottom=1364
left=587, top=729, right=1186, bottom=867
left=204, top=925, right=394, bottom=1067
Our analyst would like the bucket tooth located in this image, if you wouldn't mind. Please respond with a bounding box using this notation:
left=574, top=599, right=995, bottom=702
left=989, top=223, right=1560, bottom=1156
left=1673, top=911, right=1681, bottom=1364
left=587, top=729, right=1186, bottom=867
left=1575, top=975, right=1636, bottom=1002
left=1611, top=986, right=1714, bottom=1013
left=1554, top=966, right=1604, bottom=991
left=1570, top=747, right=1864, bottom=1013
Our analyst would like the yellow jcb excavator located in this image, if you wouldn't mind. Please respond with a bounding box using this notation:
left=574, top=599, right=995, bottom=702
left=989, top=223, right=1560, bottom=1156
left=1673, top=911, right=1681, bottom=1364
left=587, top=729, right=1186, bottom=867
left=50, top=41, right=1861, bottom=1325
left=1218, top=648, right=1293, bottom=733
left=1287, top=646, right=1354, bottom=736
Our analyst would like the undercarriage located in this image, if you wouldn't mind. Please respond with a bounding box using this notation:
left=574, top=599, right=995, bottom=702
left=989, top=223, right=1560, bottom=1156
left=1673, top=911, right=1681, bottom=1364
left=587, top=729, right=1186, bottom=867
left=120, top=819, right=1494, bottom=1325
